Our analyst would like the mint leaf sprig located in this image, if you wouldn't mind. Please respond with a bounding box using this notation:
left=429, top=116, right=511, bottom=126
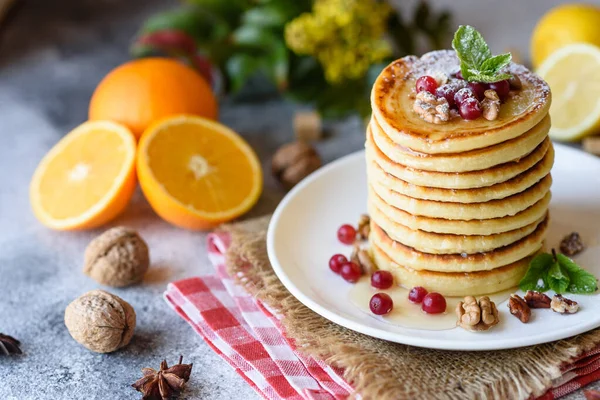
left=451, top=25, right=512, bottom=83
left=519, top=249, right=598, bottom=294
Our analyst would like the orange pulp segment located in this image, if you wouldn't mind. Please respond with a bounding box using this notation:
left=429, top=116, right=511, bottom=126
left=29, top=120, right=137, bottom=230
left=137, top=115, right=263, bottom=230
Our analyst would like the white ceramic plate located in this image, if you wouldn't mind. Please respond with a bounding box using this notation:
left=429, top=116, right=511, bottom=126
left=267, top=143, right=600, bottom=351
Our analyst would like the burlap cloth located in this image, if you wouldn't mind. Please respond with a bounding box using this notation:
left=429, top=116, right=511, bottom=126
left=222, top=216, right=600, bottom=400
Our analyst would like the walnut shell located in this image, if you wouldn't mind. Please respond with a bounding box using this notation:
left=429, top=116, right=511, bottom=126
left=84, top=226, right=149, bottom=287
left=64, top=290, right=136, bottom=353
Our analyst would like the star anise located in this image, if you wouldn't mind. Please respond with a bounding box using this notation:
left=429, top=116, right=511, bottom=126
left=0, top=333, right=22, bottom=355
left=132, top=356, right=193, bottom=400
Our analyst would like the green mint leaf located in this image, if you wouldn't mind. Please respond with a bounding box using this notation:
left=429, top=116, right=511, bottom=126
left=452, top=25, right=491, bottom=70
left=557, top=254, right=598, bottom=294
left=480, top=53, right=512, bottom=73
left=547, top=260, right=570, bottom=294
left=451, top=25, right=512, bottom=83
left=462, top=70, right=512, bottom=83
left=519, top=253, right=553, bottom=292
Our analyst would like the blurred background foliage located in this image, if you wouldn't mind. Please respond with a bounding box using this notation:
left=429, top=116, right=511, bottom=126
left=132, top=0, right=452, bottom=119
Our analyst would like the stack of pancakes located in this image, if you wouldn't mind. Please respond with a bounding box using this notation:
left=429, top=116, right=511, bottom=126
left=366, top=50, right=553, bottom=296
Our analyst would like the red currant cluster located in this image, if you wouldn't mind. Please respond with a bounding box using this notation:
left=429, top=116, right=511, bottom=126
left=416, top=72, right=513, bottom=121
left=408, top=287, right=447, bottom=314
left=331, top=224, right=447, bottom=316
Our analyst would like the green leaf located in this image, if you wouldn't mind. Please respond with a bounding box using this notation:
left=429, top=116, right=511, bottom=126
left=452, top=25, right=511, bottom=83
left=480, top=53, right=512, bottom=73
left=452, top=25, right=491, bottom=71
left=242, top=6, right=287, bottom=28
left=547, top=261, right=570, bottom=294
left=519, top=250, right=598, bottom=294
left=557, top=254, right=598, bottom=294
left=232, top=25, right=278, bottom=48
left=519, top=253, right=553, bottom=292
left=462, top=70, right=512, bottom=83
left=225, top=53, right=262, bottom=92
left=140, top=8, right=207, bottom=38
left=265, top=41, right=289, bottom=90
left=184, top=0, right=250, bottom=27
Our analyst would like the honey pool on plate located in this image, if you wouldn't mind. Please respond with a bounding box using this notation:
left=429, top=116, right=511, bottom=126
left=348, top=278, right=513, bottom=330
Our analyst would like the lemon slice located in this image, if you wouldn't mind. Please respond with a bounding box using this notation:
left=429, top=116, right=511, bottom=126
left=537, top=43, right=600, bottom=141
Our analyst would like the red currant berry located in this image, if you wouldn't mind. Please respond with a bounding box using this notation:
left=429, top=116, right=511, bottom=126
left=369, top=293, right=393, bottom=315
left=489, top=80, right=510, bottom=101
left=340, top=261, right=362, bottom=283
left=337, top=224, right=356, bottom=245
left=468, top=82, right=488, bottom=100
left=455, top=70, right=464, bottom=80
left=458, top=97, right=482, bottom=120
left=408, top=286, right=428, bottom=304
left=435, top=84, right=457, bottom=108
left=329, top=254, right=347, bottom=274
left=371, top=270, right=394, bottom=289
left=415, top=75, right=438, bottom=94
left=422, top=293, right=447, bottom=314
left=453, top=88, right=475, bottom=106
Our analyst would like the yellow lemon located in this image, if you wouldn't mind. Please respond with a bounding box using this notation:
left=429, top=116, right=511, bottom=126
left=531, top=4, right=600, bottom=69
left=537, top=44, right=600, bottom=141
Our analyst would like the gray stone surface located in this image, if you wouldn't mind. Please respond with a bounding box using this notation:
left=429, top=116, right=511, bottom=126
left=0, top=0, right=595, bottom=399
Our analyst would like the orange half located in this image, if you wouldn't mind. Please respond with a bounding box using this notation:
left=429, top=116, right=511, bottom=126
left=137, top=115, right=263, bottom=230
left=30, top=121, right=137, bottom=230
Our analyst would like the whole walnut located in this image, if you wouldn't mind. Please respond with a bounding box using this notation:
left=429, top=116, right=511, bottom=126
left=84, top=226, right=149, bottom=287
left=272, top=141, right=321, bottom=190
left=64, top=290, right=136, bottom=353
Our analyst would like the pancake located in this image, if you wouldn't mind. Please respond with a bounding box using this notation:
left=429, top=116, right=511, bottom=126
left=369, top=218, right=548, bottom=272
left=365, top=128, right=551, bottom=189
left=370, top=243, right=533, bottom=296
left=367, top=144, right=554, bottom=203
left=368, top=188, right=552, bottom=235
left=370, top=50, right=551, bottom=154
left=369, top=203, right=546, bottom=254
left=370, top=114, right=550, bottom=173
left=370, top=173, right=551, bottom=220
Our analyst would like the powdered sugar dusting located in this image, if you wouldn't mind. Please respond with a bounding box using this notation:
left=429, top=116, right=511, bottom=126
left=377, top=50, right=551, bottom=123
left=413, top=50, right=461, bottom=78
left=405, top=50, right=550, bottom=100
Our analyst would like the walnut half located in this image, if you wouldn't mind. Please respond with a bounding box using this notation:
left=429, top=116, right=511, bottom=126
left=413, top=91, right=450, bottom=124
left=481, top=89, right=500, bottom=121
left=551, top=294, right=579, bottom=314
left=357, top=214, right=370, bottom=240
left=456, top=296, right=499, bottom=332
left=351, top=244, right=376, bottom=275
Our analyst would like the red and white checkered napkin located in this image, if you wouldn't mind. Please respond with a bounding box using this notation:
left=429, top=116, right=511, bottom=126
left=164, top=233, right=353, bottom=400
left=164, top=233, right=600, bottom=400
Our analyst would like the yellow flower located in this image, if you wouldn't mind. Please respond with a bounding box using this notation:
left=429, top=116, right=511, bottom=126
left=285, top=0, right=392, bottom=84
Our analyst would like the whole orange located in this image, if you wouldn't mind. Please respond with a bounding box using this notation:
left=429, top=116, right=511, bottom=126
left=89, top=57, right=218, bottom=139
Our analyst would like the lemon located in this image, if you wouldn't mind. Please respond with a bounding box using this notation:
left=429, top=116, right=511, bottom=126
left=531, top=4, right=600, bottom=68
left=537, top=44, right=600, bottom=142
